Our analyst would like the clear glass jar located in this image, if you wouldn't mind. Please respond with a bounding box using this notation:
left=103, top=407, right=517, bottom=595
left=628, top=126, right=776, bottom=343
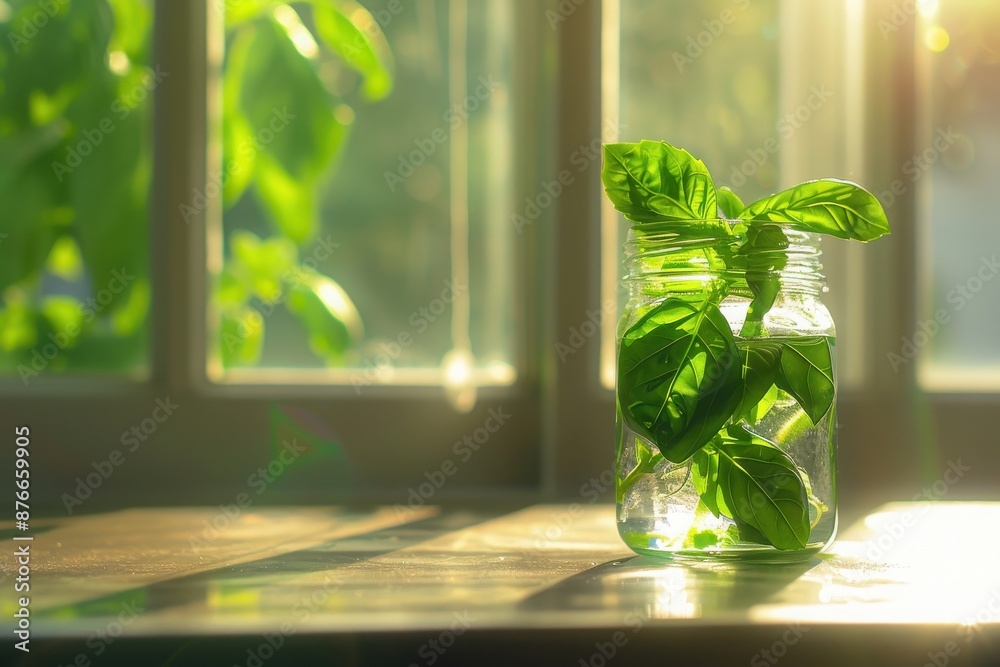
left=615, top=221, right=837, bottom=561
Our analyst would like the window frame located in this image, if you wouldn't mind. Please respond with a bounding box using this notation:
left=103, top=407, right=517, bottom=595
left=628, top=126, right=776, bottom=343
left=8, top=0, right=997, bottom=517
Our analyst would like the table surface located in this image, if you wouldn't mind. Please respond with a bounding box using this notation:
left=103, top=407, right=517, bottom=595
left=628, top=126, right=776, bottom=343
left=4, top=502, right=1000, bottom=666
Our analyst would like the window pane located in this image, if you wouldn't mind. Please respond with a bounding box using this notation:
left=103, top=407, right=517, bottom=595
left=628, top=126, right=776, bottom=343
left=601, top=0, right=782, bottom=387
left=919, top=0, right=1000, bottom=387
left=0, top=0, right=153, bottom=382
left=212, top=0, right=516, bottom=386
left=617, top=0, right=782, bottom=200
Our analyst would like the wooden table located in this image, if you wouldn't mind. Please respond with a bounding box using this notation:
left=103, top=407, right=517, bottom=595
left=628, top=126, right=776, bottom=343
left=4, top=502, right=1000, bottom=666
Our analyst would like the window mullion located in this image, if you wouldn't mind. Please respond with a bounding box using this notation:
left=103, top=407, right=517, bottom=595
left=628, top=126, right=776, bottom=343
left=152, top=0, right=210, bottom=395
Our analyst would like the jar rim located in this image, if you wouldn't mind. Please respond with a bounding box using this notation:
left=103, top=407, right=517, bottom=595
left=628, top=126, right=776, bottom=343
left=622, top=220, right=826, bottom=296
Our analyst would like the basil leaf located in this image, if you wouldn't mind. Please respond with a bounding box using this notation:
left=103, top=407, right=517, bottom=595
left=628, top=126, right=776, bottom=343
left=774, top=337, right=835, bottom=425
left=717, top=186, right=745, bottom=219
left=741, top=179, right=890, bottom=242
left=715, top=429, right=810, bottom=550
left=617, top=298, right=741, bottom=463
left=734, top=517, right=771, bottom=545
left=602, top=141, right=718, bottom=223
left=733, top=341, right=783, bottom=422
left=744, top=384, right=779, bottom=425
left=737, top=224, right=789, bottom=336
left=691, top=444, right=728, bottom=518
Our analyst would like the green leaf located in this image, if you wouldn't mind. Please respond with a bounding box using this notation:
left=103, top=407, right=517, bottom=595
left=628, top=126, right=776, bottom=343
left=312, top=2, right=394, bottom=101
left=285, top=272, right=363, bottom=366
left=221, top=26, right=259, bottom=206
left=737, top=224, right=789, bottom=336
left=691, top=445, right=727, bottom=518
left=220, top=306, right=264, bottom=368
left=106, top=0, right=153, bottom=61
left=0, top=299, right=38, bottom=352
left=237, top=16, right=348, bottom=243
left=222, top=0, right=281, bottom=27
left=741, top=179, right=890, bottom=242
left=253, top=152, right=319, bottom=245
left=228, top=230, right=298, bottom=301
left=733, top=341, right=782, bottom=423
left=733, top=517, right=771, bottom=545
left=602, top=140, right=718, bottom=223
left=744, top=384, right=779, bottom=425
left=45, top=235, right=84, bottom=281
left=717, top=186, right=744, bottom=219
left=67, top=79, right=151, bottom=318
left=239, top=15, right=346, bottom=182
left=617, top=297, right=742, bottom=463
left=40, top=296, right=84, bottom=348
left=774, top=336, right=835, bottom=425
left=109, top=278, right=150, bottom=336
left=715, top=427, right=810, bottom=550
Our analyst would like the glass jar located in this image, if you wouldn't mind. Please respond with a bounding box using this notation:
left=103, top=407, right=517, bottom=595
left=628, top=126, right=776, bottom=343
left=615, top=220, right=837, bottom=561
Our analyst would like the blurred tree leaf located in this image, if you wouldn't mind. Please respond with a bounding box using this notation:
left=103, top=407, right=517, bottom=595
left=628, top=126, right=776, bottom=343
left=286, top=271, right=362, bottom=365
left=312, top=1, right=393, bottom=101
left=222, top=0, right=282, bottom=27
left=68, top=100, right=150, bottom=315
left=0, top=298, right=36, bottom=352
left=110, top=277, right=150, bottom=336
left=40, top=296, right=84, bottom=348
left=46, top=235, right=84, bottom=281
left=229, top=230, right=298, bottom=301
left=221, top=27, right=258, bottom=205
left=236, top=14, right=348, bottom=243
left=221, top=306, right=265, bottom=368
left=252, top=152, right=318, bottom=245
left=0, top=156, right=64, bottom=291
left=106, top=0, right=152, bottom=61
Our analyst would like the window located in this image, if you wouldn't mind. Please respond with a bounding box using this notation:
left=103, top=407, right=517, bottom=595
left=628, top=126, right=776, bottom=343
left=916, top=0, right=1000, bottom=390
left=2, top=0, right=997, bottom=512
left=212, top=0, right=518, bottom=402
left=0, top=0, right=154, bottom=382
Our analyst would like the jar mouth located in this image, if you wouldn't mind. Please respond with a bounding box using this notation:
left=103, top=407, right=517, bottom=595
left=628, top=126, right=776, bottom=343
left=623, top=220, right=825, bottom=296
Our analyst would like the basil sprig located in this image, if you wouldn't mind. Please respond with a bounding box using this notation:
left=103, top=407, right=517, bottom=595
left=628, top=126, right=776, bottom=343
left=604, top=140, right=889, bottom=550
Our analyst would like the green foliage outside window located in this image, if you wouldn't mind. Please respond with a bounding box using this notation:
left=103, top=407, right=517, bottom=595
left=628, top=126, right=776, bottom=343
left=0, top=0, right=390, bottom=377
